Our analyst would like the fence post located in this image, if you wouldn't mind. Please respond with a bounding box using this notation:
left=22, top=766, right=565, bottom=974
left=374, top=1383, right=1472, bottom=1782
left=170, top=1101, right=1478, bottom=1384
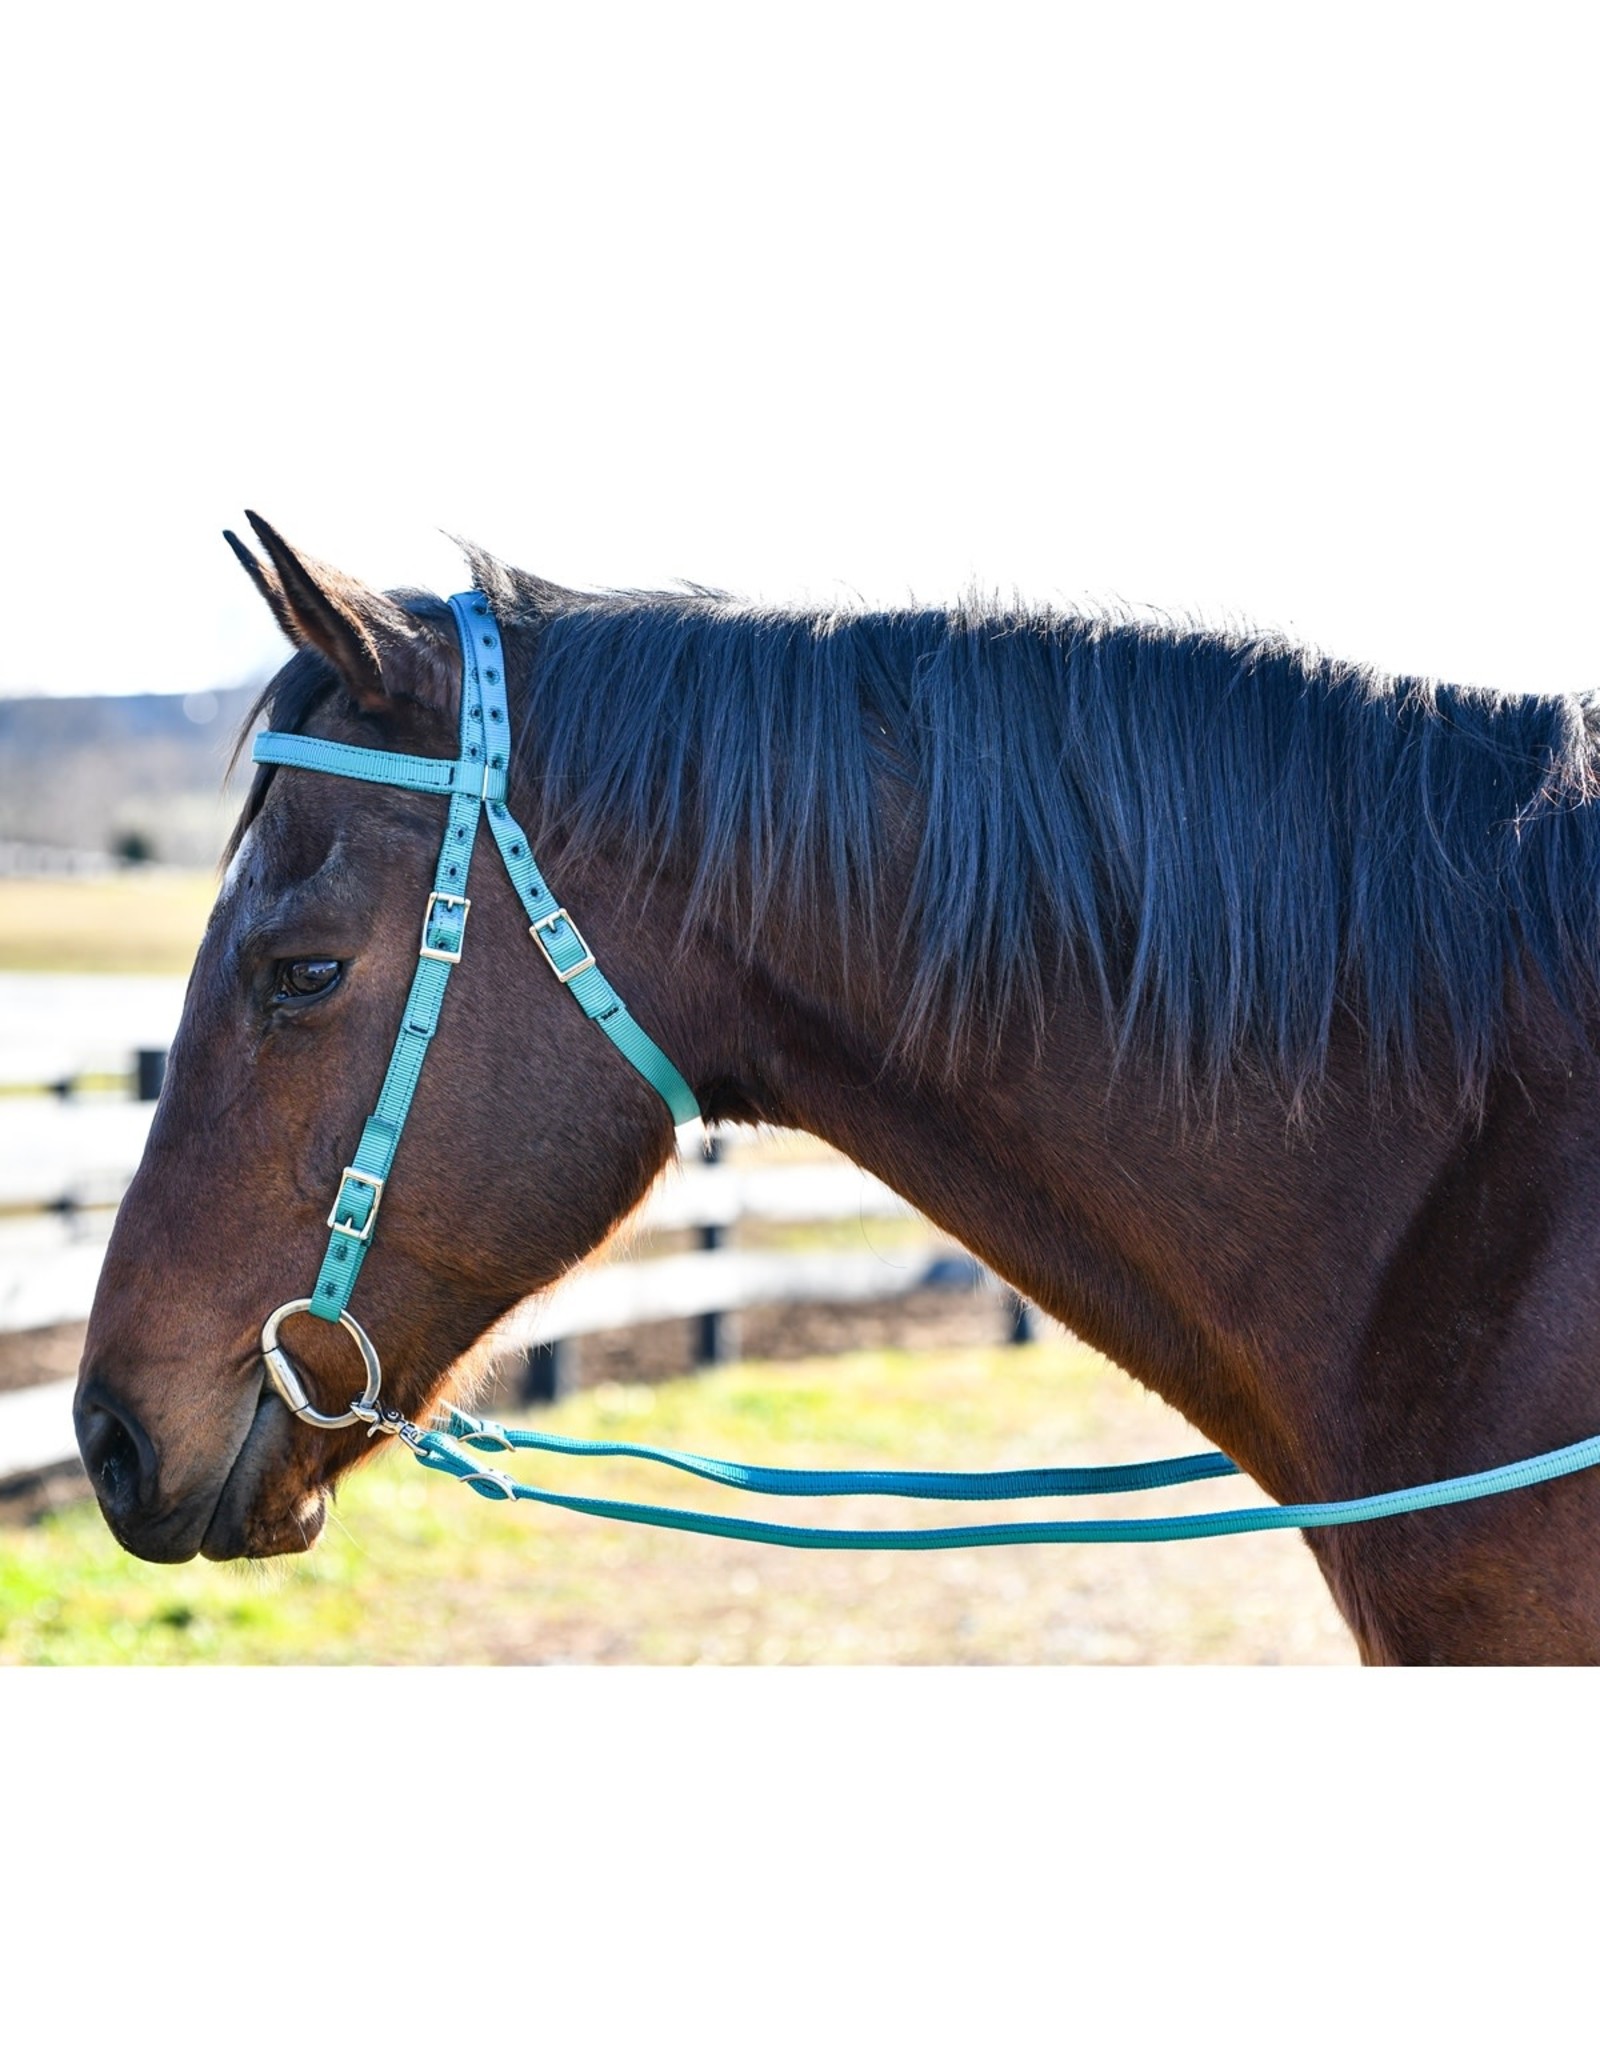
left=521, top=1339, right=570, bottom=1405
left=694, top=1135, right=733, bottom=1367
left=1008, top=1298, right=1035, bottom=1345
left=135, top=1048, right=167, bottom=1102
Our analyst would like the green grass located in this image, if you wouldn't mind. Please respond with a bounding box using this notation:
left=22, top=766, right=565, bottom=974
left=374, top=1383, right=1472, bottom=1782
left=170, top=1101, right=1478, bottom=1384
left=0, top=871, right=215, bottom=973
left=0, top=1341, right=1355, bottom=1665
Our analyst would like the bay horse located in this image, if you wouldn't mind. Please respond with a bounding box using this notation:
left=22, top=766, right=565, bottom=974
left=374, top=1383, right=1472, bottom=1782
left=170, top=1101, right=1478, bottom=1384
left=74, top=515, right=1600, bottom=1662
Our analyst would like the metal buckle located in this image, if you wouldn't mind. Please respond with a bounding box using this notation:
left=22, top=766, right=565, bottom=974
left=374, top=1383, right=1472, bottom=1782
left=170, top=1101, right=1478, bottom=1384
left=460, top=1463, right=521, bottom=1500
left=352, top=1401, right=429, bottom=1451
left=327, top=1166, right=385, bottom=1241
left=530, top=908, right=596, bottom=984
left=438, top=1400, right=513, bottom=1451
left=420, top=890, right=471, bottom=964
left=449, top=757, right=499, bottom=801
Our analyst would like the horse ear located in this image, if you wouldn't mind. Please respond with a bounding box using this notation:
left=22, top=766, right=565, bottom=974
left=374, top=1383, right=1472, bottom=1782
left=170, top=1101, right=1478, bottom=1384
left=223, top=514, right=456, bottom=716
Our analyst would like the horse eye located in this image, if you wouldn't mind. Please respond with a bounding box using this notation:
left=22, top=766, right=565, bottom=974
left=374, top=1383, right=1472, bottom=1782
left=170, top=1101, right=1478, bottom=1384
left=273, top=959, right=344, bottom=1003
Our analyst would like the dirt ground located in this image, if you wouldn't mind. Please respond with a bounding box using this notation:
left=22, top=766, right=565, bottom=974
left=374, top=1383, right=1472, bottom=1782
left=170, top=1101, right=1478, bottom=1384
left=429, top=1353, right=1360, bottom=1668
left=0, top=1321, right=86, bottom=1395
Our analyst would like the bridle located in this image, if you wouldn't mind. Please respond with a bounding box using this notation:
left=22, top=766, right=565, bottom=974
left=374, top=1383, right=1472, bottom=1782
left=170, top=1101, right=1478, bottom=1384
left=246, top=591, right=1600, bottom=1550
left=255, top=591, right=698, bottom=1437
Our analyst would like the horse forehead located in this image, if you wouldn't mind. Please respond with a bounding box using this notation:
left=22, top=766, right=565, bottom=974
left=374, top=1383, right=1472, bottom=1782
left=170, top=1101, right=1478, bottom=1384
left=222, top=797, right=308, bottom=897
left=218, top=821, right=257, bottom=903
left=218, top=795, right=363, bottom=927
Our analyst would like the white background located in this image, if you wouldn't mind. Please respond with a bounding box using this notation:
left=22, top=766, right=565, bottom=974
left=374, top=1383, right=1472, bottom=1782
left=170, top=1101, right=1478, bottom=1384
left=2, top=2, right=1594, bottom=702
left=3, top=2, right=1594, bottom=2023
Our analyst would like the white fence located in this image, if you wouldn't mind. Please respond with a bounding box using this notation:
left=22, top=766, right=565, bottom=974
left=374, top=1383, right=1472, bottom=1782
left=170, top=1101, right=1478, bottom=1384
left=0, top=1012, right=1014, bottom=1486
left=0, top=972, right=186, bottom=1090
left=0, top=1110, right=976, bottom=1341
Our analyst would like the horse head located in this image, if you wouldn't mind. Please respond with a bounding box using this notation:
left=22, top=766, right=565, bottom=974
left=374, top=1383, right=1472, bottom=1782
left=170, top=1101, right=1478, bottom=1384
left=74, top=519, right=711, bottom=1561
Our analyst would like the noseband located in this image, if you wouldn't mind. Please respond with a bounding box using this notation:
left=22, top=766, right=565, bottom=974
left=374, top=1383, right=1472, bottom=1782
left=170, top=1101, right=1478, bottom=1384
left=248, top=593, right=1600, bottom=1550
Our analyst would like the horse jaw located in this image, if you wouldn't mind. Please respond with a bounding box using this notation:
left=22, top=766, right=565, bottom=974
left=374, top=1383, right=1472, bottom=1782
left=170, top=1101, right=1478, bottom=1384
left=199, top=1393, right=330, bottom=1560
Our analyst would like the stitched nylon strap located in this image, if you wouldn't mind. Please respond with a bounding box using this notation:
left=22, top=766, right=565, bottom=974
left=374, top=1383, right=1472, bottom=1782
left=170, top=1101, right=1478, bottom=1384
left=253, top=590, right=698, bottom=1323
left=252, top=732, right=508, bottom=802
left=443, top=1407, right=1242, bottom=1496
left=459, top=594, right=697, bottom=1122
left=411, top=1408, right=1600, bottom=1546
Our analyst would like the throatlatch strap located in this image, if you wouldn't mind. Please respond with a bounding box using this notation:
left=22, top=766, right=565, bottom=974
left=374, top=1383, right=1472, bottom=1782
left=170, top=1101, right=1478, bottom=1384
left=464, top=604, right=702, bottom=1126
left=254, top=590, right=699, bottom=1323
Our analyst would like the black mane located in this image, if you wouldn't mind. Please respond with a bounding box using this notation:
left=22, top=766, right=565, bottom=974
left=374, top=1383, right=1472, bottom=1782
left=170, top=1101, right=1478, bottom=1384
left=242, top=563, right=1600, bottom=1105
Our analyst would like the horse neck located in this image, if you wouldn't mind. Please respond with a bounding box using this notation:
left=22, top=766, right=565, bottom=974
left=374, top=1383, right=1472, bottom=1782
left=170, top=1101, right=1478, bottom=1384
left=723, top=942, right=1600, bottom=1501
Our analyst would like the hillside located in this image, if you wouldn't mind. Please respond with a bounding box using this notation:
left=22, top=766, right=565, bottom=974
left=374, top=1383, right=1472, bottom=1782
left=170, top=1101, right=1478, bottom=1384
left=0, top=685, right=262, bottom=866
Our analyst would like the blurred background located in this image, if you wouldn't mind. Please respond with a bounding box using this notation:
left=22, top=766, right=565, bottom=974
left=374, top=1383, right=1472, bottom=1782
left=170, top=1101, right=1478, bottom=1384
left=2, top=0, right=1591, bottom=1664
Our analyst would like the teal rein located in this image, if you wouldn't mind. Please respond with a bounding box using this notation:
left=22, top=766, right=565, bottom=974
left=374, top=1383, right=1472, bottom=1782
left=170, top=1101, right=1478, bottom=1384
left=253, top=590, right=1600, bottom=1549
left=399, top=1406, right=1600, bottom=1549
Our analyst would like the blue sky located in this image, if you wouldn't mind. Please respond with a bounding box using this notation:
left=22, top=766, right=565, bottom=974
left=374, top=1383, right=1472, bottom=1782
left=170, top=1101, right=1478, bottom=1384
left=2, top=1, right=1593, bottom=699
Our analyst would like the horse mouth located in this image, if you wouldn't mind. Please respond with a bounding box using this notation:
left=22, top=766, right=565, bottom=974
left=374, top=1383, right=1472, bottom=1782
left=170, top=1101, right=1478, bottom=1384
left=198, top=1388, right=330, bottom=1561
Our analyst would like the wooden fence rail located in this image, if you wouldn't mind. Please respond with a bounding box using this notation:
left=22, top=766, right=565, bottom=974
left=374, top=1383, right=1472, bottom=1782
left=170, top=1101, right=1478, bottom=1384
left=0, top=1045, right=1030, bottom=1488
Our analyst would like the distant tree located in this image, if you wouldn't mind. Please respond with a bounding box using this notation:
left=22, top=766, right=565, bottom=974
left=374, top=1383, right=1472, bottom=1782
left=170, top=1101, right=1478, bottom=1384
left=111, top=828, right=156, bottom=865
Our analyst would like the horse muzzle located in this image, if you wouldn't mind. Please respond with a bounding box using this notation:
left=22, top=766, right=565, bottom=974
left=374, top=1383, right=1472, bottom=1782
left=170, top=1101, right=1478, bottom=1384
left=75, top=1372, right=325, bottom=1563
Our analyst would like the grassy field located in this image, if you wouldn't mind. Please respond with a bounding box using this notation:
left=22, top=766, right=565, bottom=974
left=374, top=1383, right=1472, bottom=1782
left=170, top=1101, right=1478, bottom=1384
left=0, top=1338, right=1356, bottom=1665
left=0, top=870, right=215, bottom=973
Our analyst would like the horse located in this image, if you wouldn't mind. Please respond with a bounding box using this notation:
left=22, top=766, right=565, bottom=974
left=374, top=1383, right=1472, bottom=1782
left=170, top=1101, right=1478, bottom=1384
left=73, top=514, right=1600, bottom=1663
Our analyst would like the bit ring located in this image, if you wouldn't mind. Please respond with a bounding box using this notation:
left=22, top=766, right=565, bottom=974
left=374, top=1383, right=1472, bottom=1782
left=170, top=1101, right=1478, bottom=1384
left=260, top=1298, right=382, bottom=1429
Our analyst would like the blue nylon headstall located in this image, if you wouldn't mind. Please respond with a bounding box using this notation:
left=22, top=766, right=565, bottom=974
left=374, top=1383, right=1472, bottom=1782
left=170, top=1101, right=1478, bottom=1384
left=253, top=592, right=699, bottom=1333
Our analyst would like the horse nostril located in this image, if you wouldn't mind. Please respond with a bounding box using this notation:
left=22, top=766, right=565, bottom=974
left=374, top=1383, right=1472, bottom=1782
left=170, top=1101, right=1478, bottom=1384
left=76, top=1392, right=159, bottom=1519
